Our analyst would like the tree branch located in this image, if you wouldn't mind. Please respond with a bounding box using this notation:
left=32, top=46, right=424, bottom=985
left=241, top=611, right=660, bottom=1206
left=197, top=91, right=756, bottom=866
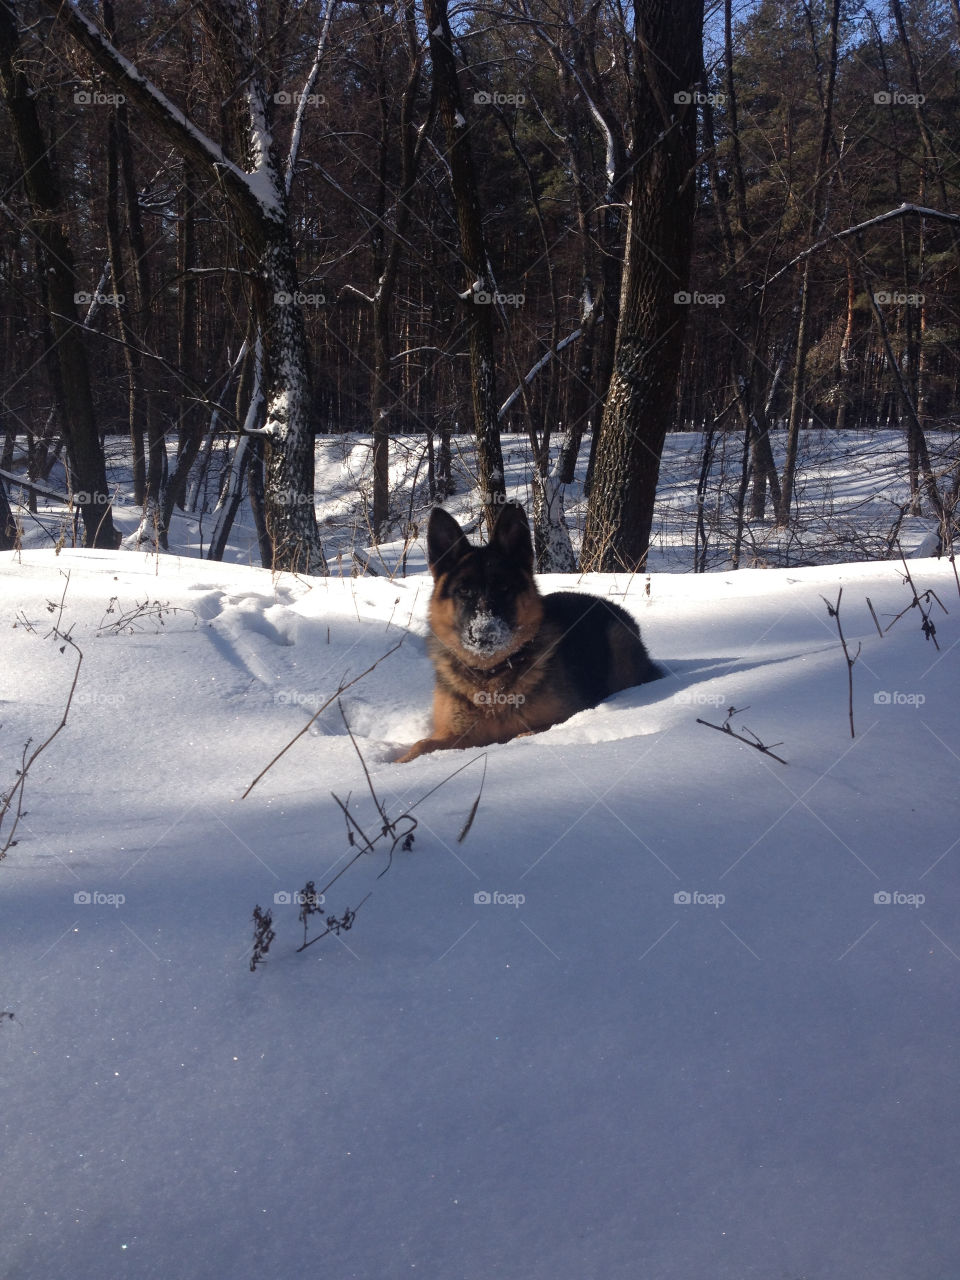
left=763, top=203, right=960, bottom=288
left=38, top=0, right=264, bottom=223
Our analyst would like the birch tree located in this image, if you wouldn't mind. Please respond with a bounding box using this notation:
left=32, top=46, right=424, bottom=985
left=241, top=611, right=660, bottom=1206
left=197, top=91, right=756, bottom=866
left=39, top=0, right=329, bottom=572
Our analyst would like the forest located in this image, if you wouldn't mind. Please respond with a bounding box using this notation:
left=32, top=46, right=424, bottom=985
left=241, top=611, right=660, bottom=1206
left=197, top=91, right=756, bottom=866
left=0, top=0, right=958, bottom=570
left=4, top=8, right=960, bottom=1269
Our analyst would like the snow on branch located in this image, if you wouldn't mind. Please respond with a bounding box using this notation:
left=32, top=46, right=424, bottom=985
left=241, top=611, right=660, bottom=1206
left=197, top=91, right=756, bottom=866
left=285, top=0, right=338, bottom=196
left=764, top=203, right=960, bottom=287
left=38, top=0, right=272, bottom=219
left=498, top=327, right=584, bottom=420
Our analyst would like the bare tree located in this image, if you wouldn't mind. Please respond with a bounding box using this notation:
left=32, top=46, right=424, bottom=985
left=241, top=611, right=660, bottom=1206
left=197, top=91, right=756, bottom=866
left=38, top=0, right=329, bottom=572
left=424, top=0, right=506, bottom=534
left=777, top=0, right=841, bottom=527
left=341, top=0, right=431, bottom=541
left=581, top=0, right=704, bottom=572
left=0, top=1, right=120, bottom=549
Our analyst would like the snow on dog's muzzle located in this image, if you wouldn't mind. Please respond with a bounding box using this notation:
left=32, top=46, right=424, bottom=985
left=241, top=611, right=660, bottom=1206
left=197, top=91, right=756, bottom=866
left=461, top=609, right=513, bottom=656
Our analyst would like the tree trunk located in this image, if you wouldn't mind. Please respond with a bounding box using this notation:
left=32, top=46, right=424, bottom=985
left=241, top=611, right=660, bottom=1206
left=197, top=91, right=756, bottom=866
left=0, top=1, right=119, bottom=549
left=40, top=0, right=327, bottom=573
left=778, top=0, right=841, bottom=526
left=165, top=159, right=203, bottom=518
left=247, top=436, right=273, bottom=567
left=207, top=435, right=251, bottom=562
left=581, top=0, right=703, bottom=572
left=532, top=466, right=576, bottom=572
left=834, top=258, right=857, bottom=431
left=0, top=472, right=16, bottom=550
left=424, top=0, right=506, bottom=534
left=105, top=102, right=148, bottom=514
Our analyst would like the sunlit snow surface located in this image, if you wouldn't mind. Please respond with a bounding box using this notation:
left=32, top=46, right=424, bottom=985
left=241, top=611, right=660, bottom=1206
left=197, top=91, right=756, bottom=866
left=2, top=541, right=959, bottom=1278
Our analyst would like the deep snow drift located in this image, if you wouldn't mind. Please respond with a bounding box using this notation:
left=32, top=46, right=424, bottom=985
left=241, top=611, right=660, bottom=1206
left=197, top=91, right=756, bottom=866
left=2, top=540, right=959, bottom=1278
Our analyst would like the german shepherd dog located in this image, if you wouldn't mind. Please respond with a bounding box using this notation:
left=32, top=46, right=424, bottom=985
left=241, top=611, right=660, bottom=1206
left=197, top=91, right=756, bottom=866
left=398, top=503, right=661, bottom=761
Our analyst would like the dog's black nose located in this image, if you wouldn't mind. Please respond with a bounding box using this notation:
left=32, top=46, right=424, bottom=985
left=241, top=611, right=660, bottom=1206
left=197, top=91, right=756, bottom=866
left=462, top=609, right=512, bottom=655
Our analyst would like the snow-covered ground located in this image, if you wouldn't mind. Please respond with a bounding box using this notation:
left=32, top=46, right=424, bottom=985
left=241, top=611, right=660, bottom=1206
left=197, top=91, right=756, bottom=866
left=7, top=426, right=956, bottom=571
left=3, top=518, right=959, bottom=1275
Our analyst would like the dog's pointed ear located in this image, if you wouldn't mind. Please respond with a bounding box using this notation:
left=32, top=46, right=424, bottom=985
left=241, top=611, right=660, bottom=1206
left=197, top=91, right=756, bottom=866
left=490, top=502, right=533, bottom=573
left=427, top=507, right=471, bottom=579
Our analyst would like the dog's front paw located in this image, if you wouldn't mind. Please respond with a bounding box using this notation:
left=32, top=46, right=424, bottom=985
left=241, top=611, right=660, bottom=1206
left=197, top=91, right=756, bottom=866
left=396, top=737, right=437, bottom=763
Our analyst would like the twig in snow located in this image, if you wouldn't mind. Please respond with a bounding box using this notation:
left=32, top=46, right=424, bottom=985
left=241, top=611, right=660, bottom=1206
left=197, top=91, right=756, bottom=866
left=821, top=589, right=860, bottom=738
left=249, top=905, right=276, bottom=972
left=1, top=588, right=83, bottom=857
left=866, top=597, right=884, bottom=637
left=97, top=596, right=197, bottom=635
left=457, top=752, right=488, bottom=843
left=241, top=640, right=403, bottom=798
left=248, top=733, right=487, bottom=967
left=696, top=705, right=789, bottom=765
left=295, top=879, right=371, bottom=952
left=882, top=543, right=948, bottom=649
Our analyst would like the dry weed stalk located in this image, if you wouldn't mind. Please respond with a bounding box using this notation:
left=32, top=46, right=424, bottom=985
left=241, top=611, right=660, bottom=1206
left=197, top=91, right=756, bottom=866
left=248, top=707, right=487, bottom=968
left=1, top=572, right=82, bottom=857
left=696, top=704, right=788, bottom=765
left=821, top=588, right=860, bottom=738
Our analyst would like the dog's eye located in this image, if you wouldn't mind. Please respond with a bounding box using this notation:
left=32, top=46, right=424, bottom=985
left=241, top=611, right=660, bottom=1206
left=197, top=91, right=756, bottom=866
left=453, top=584, right=474, bottom=601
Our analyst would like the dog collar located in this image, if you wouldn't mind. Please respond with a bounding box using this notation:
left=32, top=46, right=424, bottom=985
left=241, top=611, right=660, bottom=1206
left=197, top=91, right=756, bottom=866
left=456, top=641, right=534, bottom=683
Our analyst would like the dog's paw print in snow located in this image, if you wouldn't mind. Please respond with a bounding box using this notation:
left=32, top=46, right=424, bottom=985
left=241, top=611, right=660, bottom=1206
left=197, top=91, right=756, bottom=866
left=185, top=587, right=227, bottom=621
left=334, top=692, right=423, bottom=757
left=206, top=594, right=300, bottom=687
left=231, top=597, right=297, bottom=648
left=186, top=584, right=299, bottom=628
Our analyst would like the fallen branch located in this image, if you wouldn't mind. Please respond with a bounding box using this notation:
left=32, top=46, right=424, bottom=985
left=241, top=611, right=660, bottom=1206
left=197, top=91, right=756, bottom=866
left=0, top=466, right=70, bottom=505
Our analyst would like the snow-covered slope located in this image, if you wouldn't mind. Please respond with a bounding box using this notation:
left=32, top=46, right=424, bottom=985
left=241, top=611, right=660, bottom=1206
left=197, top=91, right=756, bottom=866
left=2, top=546, right=959, bottom=1278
